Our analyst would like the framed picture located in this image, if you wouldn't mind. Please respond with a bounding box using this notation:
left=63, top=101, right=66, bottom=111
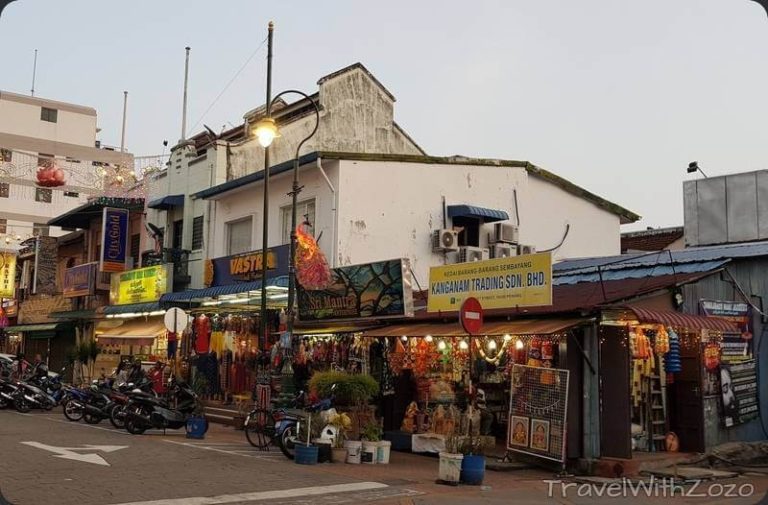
left=509, top=416, right=529, bottom=448
left=530, top=419, right=550, bottom=452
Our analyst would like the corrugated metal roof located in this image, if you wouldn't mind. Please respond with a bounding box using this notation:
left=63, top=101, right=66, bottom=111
left=554, top=259, right=729, bottom=285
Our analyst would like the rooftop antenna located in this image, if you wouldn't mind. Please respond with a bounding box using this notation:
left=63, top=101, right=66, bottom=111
left=30, top=49, right=37, bottom=96
left=180, top=46, right=191, bottom=143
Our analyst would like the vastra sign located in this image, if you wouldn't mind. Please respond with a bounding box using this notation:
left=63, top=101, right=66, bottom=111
left=204, top=245, right=289, bottom=287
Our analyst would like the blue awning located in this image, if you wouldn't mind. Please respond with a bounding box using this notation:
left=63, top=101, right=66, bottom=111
left=447, top=204, right=509, bottom=223
left=160, top=275, right=289, bottom=303
left=147, top=194, right=185, bottom=210
left=103, top=302, right=162, bottom=315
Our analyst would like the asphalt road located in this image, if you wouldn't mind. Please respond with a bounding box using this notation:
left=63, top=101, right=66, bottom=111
left=0, top=409, right=416, bottom=505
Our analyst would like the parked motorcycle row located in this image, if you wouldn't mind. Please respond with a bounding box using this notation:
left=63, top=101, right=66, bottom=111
left=0, top=368, right=208, bottom=436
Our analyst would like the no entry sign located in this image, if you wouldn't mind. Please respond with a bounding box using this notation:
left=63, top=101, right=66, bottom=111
left=460, top=297, right=483, bottom=335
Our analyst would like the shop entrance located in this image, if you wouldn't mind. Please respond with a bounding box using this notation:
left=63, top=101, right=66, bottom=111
left=599, top=324, right=631, bottom=459
left=668, top=332, right=705, bottom=452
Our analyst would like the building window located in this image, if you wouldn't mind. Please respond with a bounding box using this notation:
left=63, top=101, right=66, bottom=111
left=0, top=183, right=9, bottom=198
left=453, top=217, right=480, bottom=247
left=64, top=191, right=79, bottom=198
left=35, top=188, right=52, bottom=203
left=281, top=199, right=315, bottom=245
left=40, top=107, right=58, bottom=123
left=0, top=219, right=6, bottom=234
left=0, top=149, right=10, bottom=162
left=38, top=154, right=54, bottom=167
left=130, top=234, right=140, bottom=268
left=227, top=217, right=252, bottom=255
left=172, top=220, right=183, bottom=249
left=33, top=223, right=49, bottom=237
left=191, top=216, right=204, bottom=250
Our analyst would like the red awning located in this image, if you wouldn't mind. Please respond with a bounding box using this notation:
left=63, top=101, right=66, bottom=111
left=625, top=305, right=737, bottom=332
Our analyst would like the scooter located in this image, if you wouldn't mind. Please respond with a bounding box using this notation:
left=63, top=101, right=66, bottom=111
left=0, top=377, right=20, bottom=410
left=12, top=380, right=56, bottom=412
left=123, top=377, right=207, bottom=435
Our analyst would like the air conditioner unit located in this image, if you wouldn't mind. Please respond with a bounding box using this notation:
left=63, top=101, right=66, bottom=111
left=432, top=229, right=459, bottom=252
left=490, top=243, right=516, bottom=259
left=459, top=246, right=490, bottom=263
left=518, top=244, right=537, bottom=256
left=493, top=223, right=519, bottom=244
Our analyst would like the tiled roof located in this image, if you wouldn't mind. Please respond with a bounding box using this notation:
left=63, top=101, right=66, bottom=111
left=621, top=226, right=684, bottom=252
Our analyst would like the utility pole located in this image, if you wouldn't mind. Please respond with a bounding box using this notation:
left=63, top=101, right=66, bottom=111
left=258, top=22, right=274, bottom=350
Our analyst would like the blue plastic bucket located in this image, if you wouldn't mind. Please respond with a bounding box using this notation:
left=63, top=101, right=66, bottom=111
left=460, top=455, right=486, bottom=485
left=295, top=445, right=319, bottom=465
left=185, top=416, right=207, bottom=439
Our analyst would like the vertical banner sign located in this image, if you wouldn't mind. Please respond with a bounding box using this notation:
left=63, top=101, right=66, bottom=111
left=0, top=250, right=17, bottom=298
left=100, top=207, right=129, bottom=273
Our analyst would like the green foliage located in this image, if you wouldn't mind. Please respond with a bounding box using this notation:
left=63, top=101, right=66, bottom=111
left=309, top=371, right=379, bottom=406
left=65, top=347, right=78, bottom=366
left=360, top=422, right=382, bottom=442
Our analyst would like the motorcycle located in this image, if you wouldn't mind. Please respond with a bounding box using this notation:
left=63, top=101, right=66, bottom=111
left=61, top=379, right=115, bottom=424
left=0, top=377, right=20, bottom=410
left=61, top=385, right=90, bottom=422
left=12, top=379, right=56, bottom=412
left=27, top=368, right=66, bottom=406
left=109, top=377, right=156, bottom=429
left=123, top=376, right=207, bottom=435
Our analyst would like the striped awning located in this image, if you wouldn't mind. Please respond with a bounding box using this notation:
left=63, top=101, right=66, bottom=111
left=96, top=317, right=165, bottom=346
left=624, top=306, right=737, bottom=332
left=362, top=317, right=588, bottom=338
left=160, top=275, right=289, bottom=303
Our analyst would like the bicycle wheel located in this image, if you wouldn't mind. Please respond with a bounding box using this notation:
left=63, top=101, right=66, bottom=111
left=244, top=409, right=275, bottom=450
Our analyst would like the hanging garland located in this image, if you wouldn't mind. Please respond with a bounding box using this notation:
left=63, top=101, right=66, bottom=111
left=295, top=224, right=332, bottom=290
left=473, top=338, right=509, bottom=365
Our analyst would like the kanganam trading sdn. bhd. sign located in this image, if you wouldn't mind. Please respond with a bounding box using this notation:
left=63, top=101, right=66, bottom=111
left=427, top=252, right=553, bottom=312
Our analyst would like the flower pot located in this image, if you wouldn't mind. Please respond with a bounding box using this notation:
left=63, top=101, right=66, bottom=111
left=361, top=441, right=378, bottom=464
left=331, top=447, right=348, bottom=463
left=460, top=454, right=486, bottom=485
left=438, top=452, right=463, bottom=485
left=313, top=439, right=332, bottom=463
left=294, top=445, right=319, bottom=465
left=376, top=440, right=391, bottom=464
left=344, top=440, right=362, bottom=464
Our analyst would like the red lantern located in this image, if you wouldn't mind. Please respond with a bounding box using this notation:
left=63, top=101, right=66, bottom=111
left=704, top=342, right=721, bottom=371
left=36, top=163, right=66, bottom=187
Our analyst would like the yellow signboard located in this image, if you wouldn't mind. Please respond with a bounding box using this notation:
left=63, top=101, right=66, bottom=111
left=110, top=264, right=171, bottom=305
left=427, top=252, right=552, bottom=312
left=0, top=251, right=17, bottom=298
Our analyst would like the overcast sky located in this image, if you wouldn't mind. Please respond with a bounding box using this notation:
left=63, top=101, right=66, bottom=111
left=2, top=0, right=768, bottom=230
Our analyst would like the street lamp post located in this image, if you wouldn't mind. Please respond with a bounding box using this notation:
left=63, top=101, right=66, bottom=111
left=253, top=91, right=320, bottom=347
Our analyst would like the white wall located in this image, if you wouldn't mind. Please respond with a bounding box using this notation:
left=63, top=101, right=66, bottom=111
left=0, top=96, right=96, bottom=147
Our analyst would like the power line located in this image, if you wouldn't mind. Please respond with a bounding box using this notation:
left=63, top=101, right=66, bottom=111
left=188, top=36, right=269, bottom=134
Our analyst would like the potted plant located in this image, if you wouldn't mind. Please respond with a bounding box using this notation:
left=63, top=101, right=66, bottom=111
left=438, top=434, right=463, bottom=485
left=309, top=371, right=379, bottom=406
left=459, top=434, right=486, bottom=485
left=329, top=412, right=352, bottom=463
left=360, top=422, right=382, bottom=464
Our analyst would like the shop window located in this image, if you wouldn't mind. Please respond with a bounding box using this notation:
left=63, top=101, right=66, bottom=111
left=0, top=183, right=8, bottom=198
left=172, top=220, right=183, bottom=249
left=0, top=148, right=11, bottom=162
left=452, top=216, right=480, bottom=247
left=40, top=107, right=58, bottom=123
left=35, top=187, right=52, bottom=203
left=227, top=217, right=252, bottom=255
left=191, top=216, right=204, bottom=250
left=281, top=199, right=315, bottom=245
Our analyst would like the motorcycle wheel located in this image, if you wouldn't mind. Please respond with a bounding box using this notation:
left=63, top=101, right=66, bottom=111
left=110, top=405, right=126, bottom=429
left=14, top=397, right=30, bottom=413
left=84, top=412, right=102, bottom=425
left=125, top=406, right=147, bottom=435
left=0, top=396, right=8, bottom=409
left=63, top=400, right=84, bottom=422
left=244, top=409, right=273, bottom=449
left=279, top=425, right=297, bottom=460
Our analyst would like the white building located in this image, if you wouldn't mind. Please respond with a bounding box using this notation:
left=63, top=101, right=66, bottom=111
left=147, top=63, right=424, bottom=288
left=0, top=90, right=133, bottom=247
left=195, top=152, right=640, bottom=288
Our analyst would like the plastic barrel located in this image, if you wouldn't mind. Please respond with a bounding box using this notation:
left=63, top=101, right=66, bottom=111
left=344, top=440, right=362, bottom=464
left=376, top=440, right=391, bottom=464
left=185, top=416, right=207, bottom=439
left=460, top=455, right=486, bottom=485
left=294, top=445, right=319, bottom=465
left=361, top=441, right=377, bottom=464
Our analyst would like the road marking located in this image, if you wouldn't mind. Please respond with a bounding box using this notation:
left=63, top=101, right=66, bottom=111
left=20, top=441, right=128, bottom=466
left=163, top=439, right=283, bottom=459
left=109, top=482, right=389, bottom=505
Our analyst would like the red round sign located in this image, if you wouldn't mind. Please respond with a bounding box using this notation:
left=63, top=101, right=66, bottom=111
left=460, top=297, right=484, bottom=335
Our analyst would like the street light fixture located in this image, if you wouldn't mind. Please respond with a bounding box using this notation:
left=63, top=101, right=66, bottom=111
left=687, top=161, right=709, bottom=178
left=254, top=90, right=320, bottom=348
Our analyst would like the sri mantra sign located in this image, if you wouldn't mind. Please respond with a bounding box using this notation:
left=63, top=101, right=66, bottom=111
left=100, top=208, right=129, bottom=273
left=63, top=263, right=97, bottom=298
left=203, top=245, right=289, bottom=287
left=110, top=265, right=171, bottom=305
left=427, top=252, right=553, bottom=312
left=297, top=258, right=414, bottom=322
left=0, top=250, right=16, bottom=298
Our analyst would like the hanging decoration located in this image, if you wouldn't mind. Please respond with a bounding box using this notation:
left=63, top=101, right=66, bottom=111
left=704, top=342, right=721, bottom=371
left=527, top=337, right=542, bottom=367
left=654, top=325, right=670, bottom=354
left=295, top=224, right=332, bottom=290
left=632, top=327, right=651, bottom=359
left=474, top=338, right=507, bottom=365
left=665, top=328, right=682, bottom=373
left=35, top=162, right=66, bottom=187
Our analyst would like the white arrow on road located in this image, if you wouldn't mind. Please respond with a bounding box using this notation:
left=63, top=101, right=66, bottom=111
left=21, top=441, right=128, bottom=466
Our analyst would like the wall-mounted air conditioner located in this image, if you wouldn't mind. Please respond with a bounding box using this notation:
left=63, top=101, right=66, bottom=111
left=518, top=244, right=536, bottom=256
left=490, top=243, right=516, bottom=259
left=493, top=223, right=519, bottom=244
left=432, top=229, right=459, bottom=252
left=459, top=246, right=489, bottom=263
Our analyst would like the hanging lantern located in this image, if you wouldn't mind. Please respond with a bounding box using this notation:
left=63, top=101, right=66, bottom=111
left=654, top=325, right=670, bottom=354
left=704, top=342, right=721, bottom=371
left=665, top=328, right=682, bottom=373
left=36, top=163, right=66, bottom=187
